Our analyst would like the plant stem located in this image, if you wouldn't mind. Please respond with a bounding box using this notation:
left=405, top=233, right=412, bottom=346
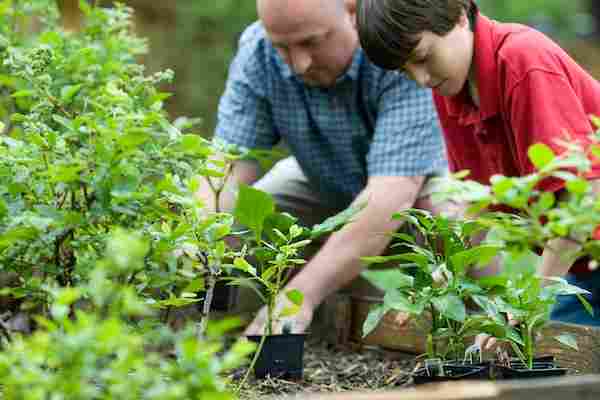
left=236, top=332, right=267, bottom=394
left=197, top=273, right=216, bottom=340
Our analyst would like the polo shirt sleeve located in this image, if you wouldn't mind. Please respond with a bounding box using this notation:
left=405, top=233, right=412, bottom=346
left=214, top=29, right=280, bottom=150
left=367, top=74, right=447, bottom=177
left=507, top=70, right=600, bottom=191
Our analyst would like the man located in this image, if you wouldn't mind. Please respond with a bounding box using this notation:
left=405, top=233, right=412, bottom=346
left=357, top=0, right=600, bottom=329
left=197, top=0, right=447, bottom=335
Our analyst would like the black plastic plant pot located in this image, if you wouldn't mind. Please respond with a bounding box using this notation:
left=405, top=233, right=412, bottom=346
left=496, top=356, right=567, bottom=380
left=413, top=362, right=491, bottom=385
left=246, top=333, right=306, bottom=380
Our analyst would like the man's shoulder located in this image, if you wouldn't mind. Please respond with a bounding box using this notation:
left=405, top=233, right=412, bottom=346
left=234, top=22, right=284, bottom=79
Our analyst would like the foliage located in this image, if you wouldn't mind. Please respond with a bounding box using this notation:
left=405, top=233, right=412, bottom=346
left=422, top=122, right=600, bottom=366
left=0, top=231, right=254, bottom=399
left=0, top=1, right=251, bottom=321
left=433, top=131, right=600, bottom=263
left=361, top=210, right=500, bottom=360
left=230, top=186, right=364, bottom=335
left=478, top=0, right=591, bottom=39
left=472, top=255, right=588, bottom=369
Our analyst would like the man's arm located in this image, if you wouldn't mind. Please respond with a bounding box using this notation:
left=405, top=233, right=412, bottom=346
left=195, top=158, right=262, bottom=213
left=244, top=174, right=425, bottom=334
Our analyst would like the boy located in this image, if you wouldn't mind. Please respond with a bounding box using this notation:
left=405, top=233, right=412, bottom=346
left=356, top=0, right=600, bottom=326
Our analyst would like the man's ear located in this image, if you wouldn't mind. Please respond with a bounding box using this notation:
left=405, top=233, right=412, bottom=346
left=344, top=0, right=357, bottom=27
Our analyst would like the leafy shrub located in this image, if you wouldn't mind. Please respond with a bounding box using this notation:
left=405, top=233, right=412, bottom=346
left=0, top=231, right=254, bottom=399
left=0, top=1, right=229, bottom=316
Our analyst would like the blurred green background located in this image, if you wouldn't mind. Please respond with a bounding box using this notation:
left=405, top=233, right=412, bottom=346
left=125, top=0, right=600, bottom=136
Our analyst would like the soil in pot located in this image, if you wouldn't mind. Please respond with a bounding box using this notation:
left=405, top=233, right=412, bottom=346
left=247, top=333, right=306, bottom=380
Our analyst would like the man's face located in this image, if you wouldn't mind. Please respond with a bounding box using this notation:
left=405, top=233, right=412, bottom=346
left=259, top=0, right=359, bottom=87
left=402, top=15, right=474, bottom=97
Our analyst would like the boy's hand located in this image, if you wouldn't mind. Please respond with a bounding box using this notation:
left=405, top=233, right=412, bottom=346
left=474, top=313, right=518, bottom=351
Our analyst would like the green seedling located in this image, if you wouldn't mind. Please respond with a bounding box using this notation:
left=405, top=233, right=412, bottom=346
left=361, top=209, right=501, bottom=360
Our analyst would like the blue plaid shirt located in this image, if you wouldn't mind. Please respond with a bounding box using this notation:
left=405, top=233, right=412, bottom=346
left=215, top=22, right=447, bottom=208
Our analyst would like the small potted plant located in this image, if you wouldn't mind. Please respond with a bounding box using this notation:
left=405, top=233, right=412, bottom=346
left=361, top=209, right=501, bottom=384
left=473, top=254, right=590, bottom=379
left=230, top=185, right=363, bottom=384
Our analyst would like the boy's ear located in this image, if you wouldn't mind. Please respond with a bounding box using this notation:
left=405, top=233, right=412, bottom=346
left=458, top=11, right=469, bottom=28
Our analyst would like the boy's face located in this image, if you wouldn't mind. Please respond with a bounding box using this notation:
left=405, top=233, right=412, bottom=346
left=259, top=0, right=359, bottom=87
left=402, top=14, right=474, bottom=97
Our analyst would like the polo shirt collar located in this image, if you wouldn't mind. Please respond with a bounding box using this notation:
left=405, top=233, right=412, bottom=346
left=447, top=13, right=501, bottom=124
left=279, top=47, right=362, bottom=84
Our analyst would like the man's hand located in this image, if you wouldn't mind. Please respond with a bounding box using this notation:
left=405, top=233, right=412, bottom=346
left=243, top=292, right=315, bottom=335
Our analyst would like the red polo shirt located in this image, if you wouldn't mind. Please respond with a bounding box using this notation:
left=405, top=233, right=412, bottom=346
left=434, top=13, right=600, bottom=274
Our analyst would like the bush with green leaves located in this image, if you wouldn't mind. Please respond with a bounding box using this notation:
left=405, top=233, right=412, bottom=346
left=0, top=1, right=242, bottom=318
left=0, top=230, right=254, bottom=399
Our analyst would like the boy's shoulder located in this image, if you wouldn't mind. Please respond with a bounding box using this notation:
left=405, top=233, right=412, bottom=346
left=491, top=21, right=570, bottom=76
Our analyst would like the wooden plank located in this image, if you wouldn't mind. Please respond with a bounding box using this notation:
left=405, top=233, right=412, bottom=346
left=348, top=297, right=600, bottom=373
left=289, top=374, right=600, bottom=400
left=351, top=296, right=428, bottom=354
left=312, top=294, right=353, bottom=347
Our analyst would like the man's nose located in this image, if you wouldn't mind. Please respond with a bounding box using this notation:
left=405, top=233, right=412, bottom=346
left=289, top=48, right=312, bottom=75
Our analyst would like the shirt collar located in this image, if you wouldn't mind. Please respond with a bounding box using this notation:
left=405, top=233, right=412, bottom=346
left=279, top=47, right=362, bottom=85
left=446, top=13, right=502, bottom=124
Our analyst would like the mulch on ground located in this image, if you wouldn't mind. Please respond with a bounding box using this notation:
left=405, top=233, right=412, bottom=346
left=231, top=338, right=419, bottom=399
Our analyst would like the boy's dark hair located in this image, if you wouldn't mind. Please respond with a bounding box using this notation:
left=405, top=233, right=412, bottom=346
left=357, top=0, right=477, bottom=70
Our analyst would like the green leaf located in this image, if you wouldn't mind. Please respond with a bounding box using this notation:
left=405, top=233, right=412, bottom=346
left=233, top=257, right=256, bottom=276
left=528, top=143, right=556, bottom=170
left=361, top=269, right=414, bottom=291
left=576, top=293, right=594, bottom=317
left=118, top=128, right=150, bottom=149
left=48, top=164, right=84, bottom=183
left=11, top=90, right=34, bottom=98
left=431, top=294, right=466, bottom=322
left=450, top=245, right=501, bottom=274
left=389, top=232, right=416, bottom=243
left=263, top=212, right=300, bottom=243
left=555, top=333, right=579, bottom=351
left=383, top=291, right=424, bottom=314
left=177, top=134, right=212, bottom=156
left=566, top=178, right=590, bottom=196
left=362, top=304, right=388, bottom=338
left=234, top=185, right=275, bottom=241
left=279, top=304, right=300, bottom=318
left=310, top=201, right=365, bottom=239
left=183, top=278, right=205, bottom=293
left=285, top=289, right=304, bottom=306
left=60, top=84, right=82, bottom=103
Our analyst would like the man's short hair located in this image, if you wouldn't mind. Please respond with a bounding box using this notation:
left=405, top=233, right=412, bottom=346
left=357, top=0, right=476, bottom=70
